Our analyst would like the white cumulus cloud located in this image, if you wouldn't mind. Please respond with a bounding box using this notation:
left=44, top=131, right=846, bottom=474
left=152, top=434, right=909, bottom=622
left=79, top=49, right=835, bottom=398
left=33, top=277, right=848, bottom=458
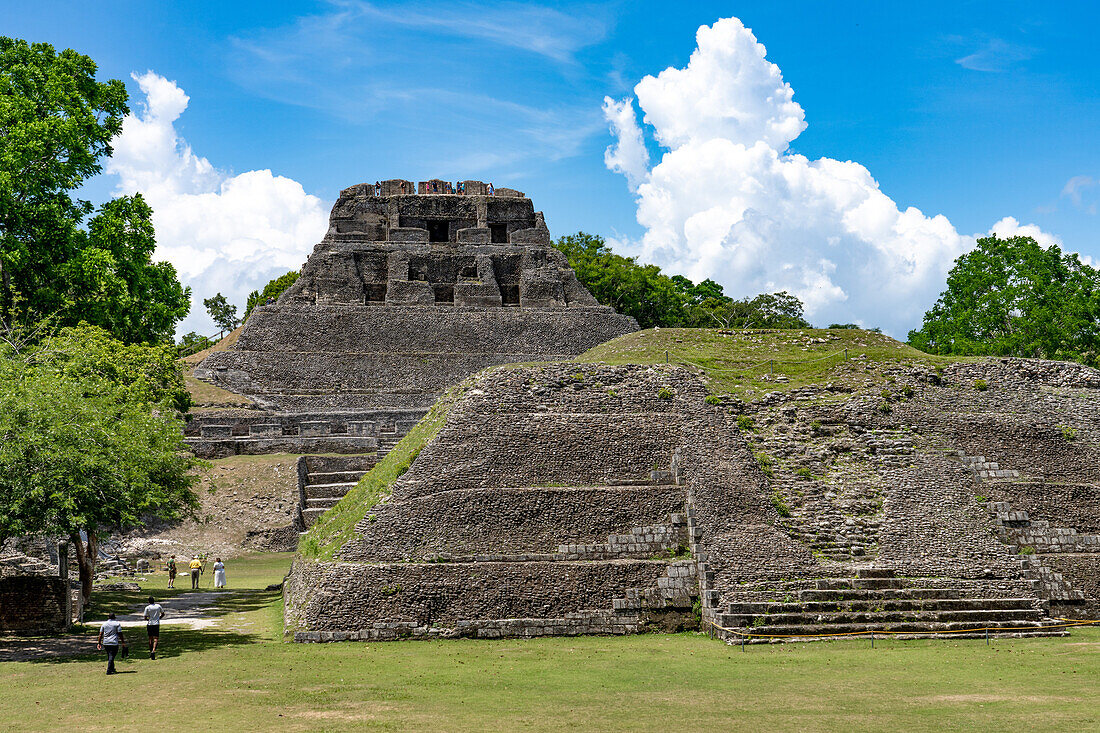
left=601, top=97, right=649, bottom=191
left=107, top=71, right=329, bottom=337
left=604, top=17, right=1060, bottom=335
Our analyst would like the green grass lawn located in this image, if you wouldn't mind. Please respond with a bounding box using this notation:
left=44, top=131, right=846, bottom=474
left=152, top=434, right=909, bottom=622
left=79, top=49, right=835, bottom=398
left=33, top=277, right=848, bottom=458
left=3, top=553, right=1098, bottom=732
left=577, top=327, right=961, bottom=397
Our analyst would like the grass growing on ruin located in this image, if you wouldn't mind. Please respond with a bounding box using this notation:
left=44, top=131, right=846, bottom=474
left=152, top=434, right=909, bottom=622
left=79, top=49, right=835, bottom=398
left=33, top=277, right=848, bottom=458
left=297, top=387, right=462, bottom=560
left=577, top=328, right=961, bottom=397
left=3, top=620, right=1098, bottom=732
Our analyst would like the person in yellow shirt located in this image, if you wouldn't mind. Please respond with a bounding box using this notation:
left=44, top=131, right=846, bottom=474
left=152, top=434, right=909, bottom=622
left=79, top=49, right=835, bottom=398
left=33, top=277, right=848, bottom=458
left=188, top=556, right=203, bottom=590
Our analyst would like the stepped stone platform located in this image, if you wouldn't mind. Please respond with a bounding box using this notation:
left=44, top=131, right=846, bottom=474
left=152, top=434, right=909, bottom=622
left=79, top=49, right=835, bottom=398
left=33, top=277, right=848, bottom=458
left=286, top=364, right=705, bottom=640
left=285, top=354, right=1099, bottom=643
left=188, top=180, right=637, bottom=461
left=712, top=569, right=1064, bottom=643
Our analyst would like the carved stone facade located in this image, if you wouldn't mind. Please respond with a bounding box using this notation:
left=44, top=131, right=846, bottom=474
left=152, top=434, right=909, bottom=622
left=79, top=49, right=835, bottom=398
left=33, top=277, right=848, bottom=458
left=188, top=181, right=638, bottom=459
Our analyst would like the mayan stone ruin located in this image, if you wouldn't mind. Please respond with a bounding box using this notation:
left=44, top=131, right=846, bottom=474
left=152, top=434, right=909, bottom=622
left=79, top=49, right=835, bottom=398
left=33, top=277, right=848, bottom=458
left=187, top=179, right=636, bottom=462
left=174, top=179, right=1100, bottom=644
left=285, top=353, right=1100, bottom=643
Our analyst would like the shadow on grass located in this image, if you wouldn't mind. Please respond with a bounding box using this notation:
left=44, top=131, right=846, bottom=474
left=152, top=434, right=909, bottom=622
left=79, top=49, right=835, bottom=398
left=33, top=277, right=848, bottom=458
left=85, top=588, right=280, bottom=622
left=24, top=624, right=268, bottom=665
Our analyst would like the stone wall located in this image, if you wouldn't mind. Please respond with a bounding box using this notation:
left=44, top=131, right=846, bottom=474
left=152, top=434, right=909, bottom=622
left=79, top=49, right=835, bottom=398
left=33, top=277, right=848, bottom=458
left=0, top=576, right=70, bottom=633
left=285, top=559, right=672, bottom=634
left=340, top=485, right=687, bottom=562
left=286, top=364, right=705, bottom=639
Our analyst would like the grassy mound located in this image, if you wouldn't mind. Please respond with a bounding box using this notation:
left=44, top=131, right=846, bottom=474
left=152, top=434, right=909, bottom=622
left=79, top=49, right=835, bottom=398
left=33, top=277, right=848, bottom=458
left=577, top=328, right=958, bottom=397
left=297, top=386, right=462, bottom=560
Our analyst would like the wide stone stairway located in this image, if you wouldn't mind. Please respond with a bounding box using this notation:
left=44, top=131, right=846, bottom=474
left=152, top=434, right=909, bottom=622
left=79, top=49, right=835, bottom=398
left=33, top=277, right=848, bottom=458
left=712, top=569, right=1066, bottom=642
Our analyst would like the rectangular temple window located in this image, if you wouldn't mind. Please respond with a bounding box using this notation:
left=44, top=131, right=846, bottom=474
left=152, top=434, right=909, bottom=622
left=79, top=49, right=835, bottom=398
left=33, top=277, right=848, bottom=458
left=489, top=223, right=508, bottom=243
left=427, top=220, right=449, bottom=242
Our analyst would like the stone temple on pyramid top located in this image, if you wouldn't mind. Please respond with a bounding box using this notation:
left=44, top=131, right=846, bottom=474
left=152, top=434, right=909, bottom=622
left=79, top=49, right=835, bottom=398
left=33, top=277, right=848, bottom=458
left=188, top=179, right=638, bottom=460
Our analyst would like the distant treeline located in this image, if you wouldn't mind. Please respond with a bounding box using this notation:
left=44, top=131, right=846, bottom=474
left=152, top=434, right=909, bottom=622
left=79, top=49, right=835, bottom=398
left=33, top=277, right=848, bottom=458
left=554, top=232, right=811, bottom=330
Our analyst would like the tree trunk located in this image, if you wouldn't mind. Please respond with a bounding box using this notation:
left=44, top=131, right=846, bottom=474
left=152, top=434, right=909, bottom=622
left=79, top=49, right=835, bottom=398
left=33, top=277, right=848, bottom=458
left=70, top=530, right=97, bottom=607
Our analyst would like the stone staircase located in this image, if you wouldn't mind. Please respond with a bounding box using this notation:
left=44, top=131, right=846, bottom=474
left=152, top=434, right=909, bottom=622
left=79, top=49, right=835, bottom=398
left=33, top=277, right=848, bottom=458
left=954, top=450, right=1092, bottom=604
left=297, top=455, right=377, bottom=530
left=0, top=551, right=54, bottom=577
left=711, top=569, right=1065, bottom=642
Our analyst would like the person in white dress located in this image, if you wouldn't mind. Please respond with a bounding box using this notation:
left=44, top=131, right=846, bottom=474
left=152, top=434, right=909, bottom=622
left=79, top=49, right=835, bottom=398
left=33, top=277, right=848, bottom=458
left=213, top=558, right=226, bottom=588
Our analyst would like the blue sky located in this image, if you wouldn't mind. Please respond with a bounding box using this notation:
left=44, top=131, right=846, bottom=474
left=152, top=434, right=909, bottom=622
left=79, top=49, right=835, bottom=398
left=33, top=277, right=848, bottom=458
left=6, top=1, right=1100, bottom=335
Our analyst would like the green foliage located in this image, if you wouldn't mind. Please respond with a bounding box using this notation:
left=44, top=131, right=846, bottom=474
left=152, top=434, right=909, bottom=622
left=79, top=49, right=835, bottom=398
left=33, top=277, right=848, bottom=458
left=244, top=271, right=300, bottom=319
left=32, top=323, right=191, bottom=412
left=203, top=293, right=240, bottom=333
left=736, top=415, right=756, bottom=431
left=553, top=232, right=810, bottom=329
left=828, top=323, right=860, bottom=329
left=1018, top=545, right=1037, bottom=555
left=794, top=467, right=813, bottom=479
left=553, top=232, right=692, bottom=328
left=380, top=583, right=402, bottom=596
left=657, top=386, right=674, bottom=400
left=0, top=38, right=188, bottom=342
left=909, top=235, right=1100, bottom=365
left=1059, top=425, right=1078, bottom=441
left=0, top=348, right=201, bottom=548
left=973, top=379, right=989, bottom=391
left=699, top=291, right=812, bottom=330
left=754, top=451, right=775, bottom=477
left=704, top=394, right=722, bottom=405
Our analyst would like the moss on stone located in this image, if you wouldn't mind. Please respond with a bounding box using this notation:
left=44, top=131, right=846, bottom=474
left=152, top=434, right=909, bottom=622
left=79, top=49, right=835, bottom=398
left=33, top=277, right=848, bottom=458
left=297, top=385, right=463, bottom=560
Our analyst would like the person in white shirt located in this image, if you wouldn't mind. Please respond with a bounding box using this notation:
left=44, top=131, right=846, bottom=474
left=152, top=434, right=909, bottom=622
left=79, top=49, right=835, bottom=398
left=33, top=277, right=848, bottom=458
left=96, top=613, right=126, bottom=675
left=213, top=558, right=226, bottom=588
left=143, top=596, right=164, bottom=659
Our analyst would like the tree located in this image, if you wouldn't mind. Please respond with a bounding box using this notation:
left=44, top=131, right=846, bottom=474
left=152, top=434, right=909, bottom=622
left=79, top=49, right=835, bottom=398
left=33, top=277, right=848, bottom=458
left=908, top=235, right=1100, bottom=364
left=203, top=293, right=240, bottom=333
left=554, top=232, right=691, bottom=328
left=690, top=291, right=812, bottom=329
left=64, top=195, right=190, bottom=343
left=37, top=323, right=192, bottom=412
left=0, top=328, right=201, bottom=604
left=554, top=232, right=814, bottom=330
left=0, top=37, right=189, bottom=342
left=244, top=270, right=299, bottom=319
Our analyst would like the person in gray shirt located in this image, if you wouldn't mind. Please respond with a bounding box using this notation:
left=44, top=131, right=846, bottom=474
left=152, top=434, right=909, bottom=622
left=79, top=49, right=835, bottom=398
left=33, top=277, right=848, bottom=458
left=96, top=613, right=127, bottom=675
left=143, top=596, right=165, bottom=659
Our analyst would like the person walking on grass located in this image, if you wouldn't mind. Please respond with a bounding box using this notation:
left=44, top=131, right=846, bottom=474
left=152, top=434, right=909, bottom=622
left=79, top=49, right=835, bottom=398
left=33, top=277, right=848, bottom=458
left=96, top=613, right=127, bottom=675
left=166, top=555, right=177, bottom=588
left=189, top=556, right=203, bottom=589
left=143, top=596, right=164, bottom=660
left=213, top=558, right=227, bottom=588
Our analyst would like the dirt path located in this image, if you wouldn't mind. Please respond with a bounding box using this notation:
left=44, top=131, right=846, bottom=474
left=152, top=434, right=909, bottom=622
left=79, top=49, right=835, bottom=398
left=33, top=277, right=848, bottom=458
left=0, top=590, right=242, bottom=662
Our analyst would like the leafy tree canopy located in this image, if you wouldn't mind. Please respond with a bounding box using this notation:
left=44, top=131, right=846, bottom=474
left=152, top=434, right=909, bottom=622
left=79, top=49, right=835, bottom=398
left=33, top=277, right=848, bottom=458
left=554, top=232, right=811, bottom=330
left=0, top=325, right=201, bottom=601
left=29, top=323, right=191, bottom=412
left=244, top=270, right=300, bottom=319
left=203, top=292, right=240, bottom=333
left=908, top=235, right=1100, bottom=365
left=0, top=37, right=189, bottom=342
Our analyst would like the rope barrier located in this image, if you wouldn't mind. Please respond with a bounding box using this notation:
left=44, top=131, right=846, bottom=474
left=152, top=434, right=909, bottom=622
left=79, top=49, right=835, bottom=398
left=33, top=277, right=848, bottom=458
left=708, top=617, right=1100, bottom=641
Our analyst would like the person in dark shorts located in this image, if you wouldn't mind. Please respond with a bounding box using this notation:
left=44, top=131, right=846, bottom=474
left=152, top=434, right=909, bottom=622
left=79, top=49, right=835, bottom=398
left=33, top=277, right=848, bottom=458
left=143, top=596, right=164, bottom=659
left=96, top=613, right=127, bottom=674
left=166, top=555, right=177, bottom=588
